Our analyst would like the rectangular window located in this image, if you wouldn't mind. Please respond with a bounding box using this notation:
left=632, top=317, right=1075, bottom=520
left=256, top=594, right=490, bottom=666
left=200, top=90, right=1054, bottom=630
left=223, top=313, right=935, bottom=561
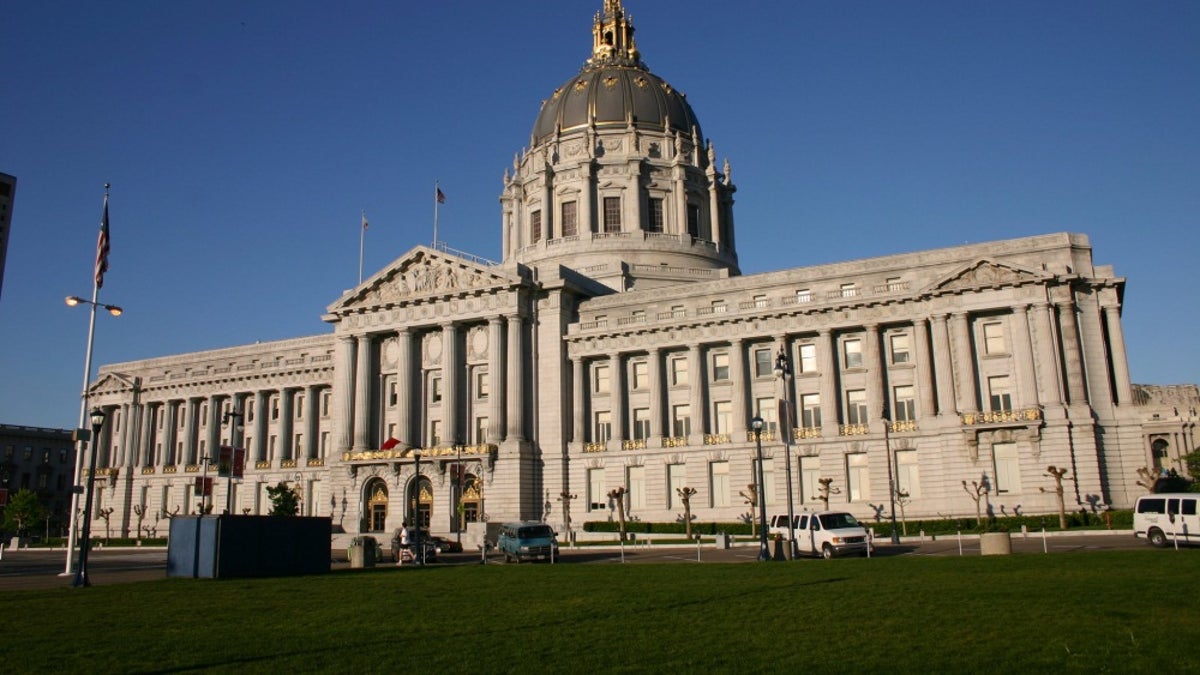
left=476, top=371, right=490, bottom=399
left=846, top=390, right=868, bottom=425
left=713, top=401, right=732, bottom=434
left=712, top=352, right=730, bottom=381
left=844, top=339, right=863, bottom=369
left=429, top=420, right=442, bottom=447
left=632, top=361, right=649, bottom=390
left=594, top=363, right=611, bottom=394
left=686, top=204, right=700, bottom=237
left=800, top=456, right=821, bottom=504
left=893, top=385, right=916, bottom=422
left=530, top=209, right=542, bottom=242
left=322, top=392, right=331, bottom=417
left=269, top=399, right=277, bottom=421
left=993, top=442, right=1020, bottom=493
left=628, top=466, right=647, bottom=510
left=296, top=395, right=305, bottom=418
left=798, top=344, right=817, bottom=373
left=475, top=417, right=489, bottom=444
left=752, top=294, right=768, bottom=308
left=890, top=333, right=911, bottom=364
left=671, top=357, right=688, bottom=386
left=632, top=408, right=650, bottom=440
left=755, top=397, right=777, bottom=433
left=647, top=198, right=664, bottom=233
left=988, top=375, right=1013, bottom=412
left=594, top=411, right=612, bottom=444
left=672, top=405, right=691, bottom=437
left=561, top=201, right=578, bottom=237
left=847, top=453, right=869, bottom=501
left=796, top=289, right=812, bottom=303
left=896, top=450, right=920, bottom=499
left=668, top=464, right=686, bottom=509
left=588, top=468, right=606, bottom=511
left=388, top=381, right=398, bottom=407
left=603, top=197, right=621, bottom=232
left=710, top=461, right=730, bottom=507
left=754, top=348, right=772, bottom=378
left=983, top=322, right=1006, bottom=355
left=840, top=283, right=857, bottom=298
left=430, top=374, right=443, bottom=404
left=800, top=393, right=822, bottom=429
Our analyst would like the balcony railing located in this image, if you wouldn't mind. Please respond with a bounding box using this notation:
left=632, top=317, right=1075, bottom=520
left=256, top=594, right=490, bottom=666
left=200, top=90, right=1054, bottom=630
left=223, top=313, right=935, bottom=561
left=162, top=465, right=177, bottom=474
left=793, top=427, right=822, bottom=440
left=960, top=408, right=1042, bottom=425
left=141, top=467, right=156, bottom=475
left=747, top=430, right=777, bottom=443
left=306, top=458, right=325, bottom=467
left=281, top=459, right=298, bottom=469
left=839, top=423, right=870, bottom=436
left=583, top=442, right=607, bottom=453
left=621, top=439, right=647, bottom=450
left=703, top=433, right=731, bottom=445
left=661, top=436, right=688, bottom=448
left=255, top=460, right=272, bottom=469
left=887, top=420, right=918, bottom=433
left=185, top=464, right=200, bottom=473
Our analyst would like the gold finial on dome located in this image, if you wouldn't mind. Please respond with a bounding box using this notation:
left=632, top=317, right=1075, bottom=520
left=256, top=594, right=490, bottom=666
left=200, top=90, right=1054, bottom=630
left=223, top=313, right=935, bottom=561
left=589, top=0, right=641, bottom=68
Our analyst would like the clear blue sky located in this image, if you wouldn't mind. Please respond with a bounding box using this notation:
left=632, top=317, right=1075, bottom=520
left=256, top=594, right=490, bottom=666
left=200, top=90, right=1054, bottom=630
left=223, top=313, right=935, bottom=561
left=2, top=1, right=1197, bottom=429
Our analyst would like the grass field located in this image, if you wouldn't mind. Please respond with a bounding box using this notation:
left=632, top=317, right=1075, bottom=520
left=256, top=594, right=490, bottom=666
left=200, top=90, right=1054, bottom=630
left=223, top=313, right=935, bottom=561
left=1, top=550, right=1196, bottom=673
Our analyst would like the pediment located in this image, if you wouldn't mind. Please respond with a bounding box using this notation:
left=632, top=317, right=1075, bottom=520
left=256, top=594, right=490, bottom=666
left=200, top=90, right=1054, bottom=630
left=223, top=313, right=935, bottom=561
left=926, top=259, right=1045, bottom=295
left=90, top=372, right=138, bottom=395
left=328, top=246, right=521, bottom=314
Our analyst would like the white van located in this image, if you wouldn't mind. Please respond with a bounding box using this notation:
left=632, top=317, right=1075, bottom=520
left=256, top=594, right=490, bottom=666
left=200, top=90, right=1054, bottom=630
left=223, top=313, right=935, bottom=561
left=769, top=511, right=872, bottom=558
left=1134, top=493, right=1199, bottom=547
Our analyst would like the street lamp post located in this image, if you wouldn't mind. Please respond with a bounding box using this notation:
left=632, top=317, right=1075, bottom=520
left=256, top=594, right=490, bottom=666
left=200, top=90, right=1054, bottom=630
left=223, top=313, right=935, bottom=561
left=222, top=408, right=244, bottom=514
left=412, top=449, right=424, bottom=565
left=882, top=408, right=901, bottom=545
left=62, top=294, right=122, bottom=578
left=72, top=408, right=107, bottom=588
left=773, top=347, right=797, bottom=560
left=751, top=416, right=770, bottom=562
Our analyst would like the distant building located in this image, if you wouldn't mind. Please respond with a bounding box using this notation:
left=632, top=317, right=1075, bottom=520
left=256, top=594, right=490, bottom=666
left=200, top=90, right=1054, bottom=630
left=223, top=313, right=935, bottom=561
left=0, top=172, right=15, bottom=302
left=83, top=1, right=1194, bottom=543
left=0, top=424, right=77, bottom=536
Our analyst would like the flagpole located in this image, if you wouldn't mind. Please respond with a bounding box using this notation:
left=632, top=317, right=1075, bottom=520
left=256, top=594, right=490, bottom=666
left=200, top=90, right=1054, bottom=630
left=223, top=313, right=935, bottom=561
left=433, top=181, right=440, bottom=249
left=62, top=185, right=108, bottom=577
left=358, top=210, right=366, bottom=285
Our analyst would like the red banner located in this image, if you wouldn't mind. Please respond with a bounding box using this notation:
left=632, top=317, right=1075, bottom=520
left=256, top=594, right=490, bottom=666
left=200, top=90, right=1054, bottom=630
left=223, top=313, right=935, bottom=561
left=217, top=445, right=233, bottom=478
left=194, top=477, right=213, bottom=496
left=233, top=448, right=246, bottom=479
left=0, top=488, right=8, bottom=507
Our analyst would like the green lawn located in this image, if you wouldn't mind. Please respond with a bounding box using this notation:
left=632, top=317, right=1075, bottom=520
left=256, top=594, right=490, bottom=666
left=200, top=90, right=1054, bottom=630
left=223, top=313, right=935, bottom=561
left=2, top=550, right=1196, bottom=673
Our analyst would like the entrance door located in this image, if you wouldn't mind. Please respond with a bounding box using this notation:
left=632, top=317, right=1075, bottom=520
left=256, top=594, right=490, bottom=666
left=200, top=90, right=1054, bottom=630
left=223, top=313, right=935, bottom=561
left=408, top=476, right=432, bottom=529
left=366, top=481, right=388, bottom=532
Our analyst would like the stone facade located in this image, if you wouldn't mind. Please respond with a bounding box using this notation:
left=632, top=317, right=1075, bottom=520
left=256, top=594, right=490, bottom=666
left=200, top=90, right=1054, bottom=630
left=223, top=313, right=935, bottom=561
left=83, top=1, right=1193, bottom=543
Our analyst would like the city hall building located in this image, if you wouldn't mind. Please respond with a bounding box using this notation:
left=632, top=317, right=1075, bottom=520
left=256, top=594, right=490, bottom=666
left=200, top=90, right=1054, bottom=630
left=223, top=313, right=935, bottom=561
left=85, top=1, right=1194, bottom=544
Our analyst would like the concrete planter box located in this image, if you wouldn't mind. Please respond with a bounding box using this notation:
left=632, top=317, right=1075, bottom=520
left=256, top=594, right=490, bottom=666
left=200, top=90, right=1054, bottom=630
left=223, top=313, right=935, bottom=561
left=980, top=531, right=1012, bottom=555
left=168, top=515, right=331, bottom=578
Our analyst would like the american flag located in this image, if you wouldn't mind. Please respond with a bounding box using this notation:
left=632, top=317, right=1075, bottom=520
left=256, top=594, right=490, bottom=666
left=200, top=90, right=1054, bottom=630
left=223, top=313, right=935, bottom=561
left=436, top=187, right=446, bottom=204
left=95, top=193, right=110, bottom=288
left=361, top=210, right=369, bottom=230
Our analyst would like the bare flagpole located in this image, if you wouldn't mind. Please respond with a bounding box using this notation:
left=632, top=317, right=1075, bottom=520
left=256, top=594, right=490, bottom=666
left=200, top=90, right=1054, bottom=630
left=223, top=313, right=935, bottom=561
left=433, top=181, right=443, bottom=249
left=358, top=210, right=368, bottom=285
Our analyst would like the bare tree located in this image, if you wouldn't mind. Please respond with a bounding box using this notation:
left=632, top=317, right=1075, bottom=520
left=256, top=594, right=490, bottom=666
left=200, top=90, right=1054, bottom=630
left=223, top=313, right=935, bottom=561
left=557, top=491, right=577, bottom=534
left=1040, top=465, right=1070, bottom=529
left=1135, top=466, right=1159, bottom=493
left=962, top=479, right=988, bottom=527
left=676, top=486, right=698, bottom=538
left=738, top=483, right=758, bottom=536
left=132, top=504, right=148, bottom=543
left=96, top=507, right=115, bottom=543
left=607, top=487, right=628, bottom=541
left=896, top=490, right=911, bottom=535
left=816, top=478, right=840, bottom=510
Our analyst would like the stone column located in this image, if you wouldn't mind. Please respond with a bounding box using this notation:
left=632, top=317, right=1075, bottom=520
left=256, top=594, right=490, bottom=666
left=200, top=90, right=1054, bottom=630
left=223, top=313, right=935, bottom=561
left=572, top=357, right=586, bottom=444
left=647, top=347, right=663, bottom=441
left=687, top=343, right=704, bottom=442
left=729, top=338, right=747, bottom=433
left=253, top=390, right=270, bottom=464
left=1011, top=306, right=1039, bottom=409
left=354, top=334, right=373, bottom=451
left=183, top=398, right=199, bottom=465
left=139, top=402, right=154, bottom=468
left=913, top=319, right=936, bottom=419
left=306, top=385, right=321, bottom=459
left=279, top=389, right=294, bottom=461
left=930, top=315, right=956, bottom=416
left=1103, top=305, right=1134, bottom=405
left=336, top=335, right=356, bottom=453
left=817, top=328, right=839, bottom=436
left=161, top=402, right=177, bottom=466
left=396, top=329, right=414, bottom=449
left=506, top=315, right=525, bottom=441
left=863, top=324, right=884, bottom=423
left=488, top=318, right=504, bottom=442
left=205, top=395, right=222, bottom=462
left=442, top=322, right=460, bottom=445
left=950, top=312, right=978, bottom=413
left=1031, top=302, right=1064, bottom=406
left=1056, top=300, right=1088, bottom=405
left=609, top=352, right=625, bottom=441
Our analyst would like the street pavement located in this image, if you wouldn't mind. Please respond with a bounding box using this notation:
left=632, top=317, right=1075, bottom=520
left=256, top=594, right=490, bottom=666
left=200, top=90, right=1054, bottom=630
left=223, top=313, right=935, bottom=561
left=0, top=530, right=1169, bottom=592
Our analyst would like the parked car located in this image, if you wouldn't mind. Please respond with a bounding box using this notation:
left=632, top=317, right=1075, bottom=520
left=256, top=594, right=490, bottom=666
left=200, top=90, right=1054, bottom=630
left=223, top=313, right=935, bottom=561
left=770, top=511, right=872, bottom=559
left=1134, top=493, right=1199, bottom=548
left=429, top=535, right=463, bottom=554
left=496, top=521, right=559, bottom=563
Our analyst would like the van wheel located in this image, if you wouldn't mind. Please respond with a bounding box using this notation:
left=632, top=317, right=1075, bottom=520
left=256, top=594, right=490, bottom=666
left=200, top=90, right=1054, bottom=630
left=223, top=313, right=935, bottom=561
left=821, top=544, right=834, bottom=559
left=1148, top=528, right=1168, bottom=548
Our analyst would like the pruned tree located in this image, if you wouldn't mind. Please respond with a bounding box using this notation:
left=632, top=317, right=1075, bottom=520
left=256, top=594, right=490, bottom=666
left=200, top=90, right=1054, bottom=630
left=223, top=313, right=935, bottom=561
left=557, top=491, right=577, bottom=533
left=607, top=487, right=628, bottom=541
left=266, top=481, right=300, bottom=516
left=1135, top=466, right=1159, bottom=493
left=2, top=489, right=45, bottom=539
left=1040, top=465, right=1070, bottom=529
left=738, top=483, right=758, bottom=536
left=132, top=504, right=148, bottom=543
left=676, top=486, right=698, bottom=538
left=896, top=489, right=911, bottom=535
left=816, top=478, right=840, bottom=510
left=96, top=507, right=115, bottom=543
left=962, top=479, right=988, bottom=527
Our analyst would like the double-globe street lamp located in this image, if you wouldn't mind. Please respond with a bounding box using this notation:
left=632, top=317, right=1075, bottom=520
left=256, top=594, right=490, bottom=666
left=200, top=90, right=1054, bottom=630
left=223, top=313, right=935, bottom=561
left=72, top=408, right=107, bottom=588
left=412, top=449, right=424, bottom=565
left=750, top=416, right=771, bottom=561
left=63, top=295, right=122, bottom=579
left=772, top=347, right=798, bottom=560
